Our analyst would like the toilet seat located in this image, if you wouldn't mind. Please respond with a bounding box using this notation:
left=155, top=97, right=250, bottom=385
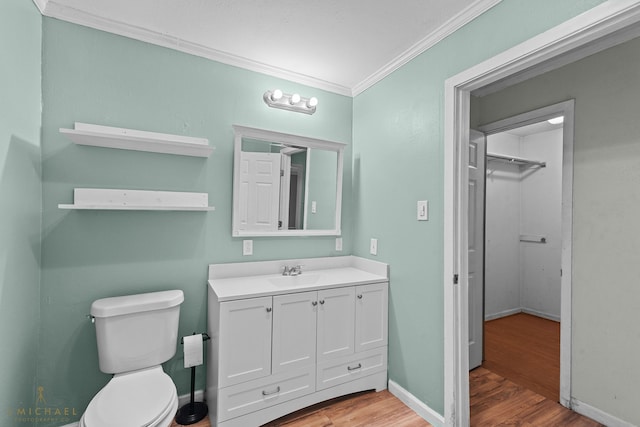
left=80, top=366, right=178, bottom=427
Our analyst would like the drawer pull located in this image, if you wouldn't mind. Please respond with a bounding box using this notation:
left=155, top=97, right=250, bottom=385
left=312, top=301, right=318, bottom=306
left=357, top=294, right=363, bottom=299
left=319, top=300, right=325, bottom=305
left=266, top=307, right=272, bottom=313
left=262, top=386, right=281, bottom=396
left=347, top=363, right=362, bottom=371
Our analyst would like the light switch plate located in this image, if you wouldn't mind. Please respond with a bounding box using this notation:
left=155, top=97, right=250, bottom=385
left=335, top=237, right=343, bottom=251
left=311, top=201, right=317, bottom=214
left=370, top=238, right=378, bottom=256
left=242, top=240, right=253, bottom=256
left=417, top=200, right=429, bottom=221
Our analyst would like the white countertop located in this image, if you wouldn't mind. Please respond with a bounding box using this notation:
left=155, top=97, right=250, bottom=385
left=208, top=256, right=388, bottom=301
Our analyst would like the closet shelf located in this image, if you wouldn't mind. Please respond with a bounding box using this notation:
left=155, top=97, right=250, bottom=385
left=487, top=152, right=546, bottom=168
left=58, top=188, right=215, bottom=211
left=60, top=123, right=214, bottom=158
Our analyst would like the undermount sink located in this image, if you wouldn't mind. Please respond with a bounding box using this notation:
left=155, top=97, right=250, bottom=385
left=268, top=273, right=323, bottom=287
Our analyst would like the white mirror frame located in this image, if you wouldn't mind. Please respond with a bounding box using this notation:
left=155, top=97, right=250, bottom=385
left=232, top=125, right=345, bottom=237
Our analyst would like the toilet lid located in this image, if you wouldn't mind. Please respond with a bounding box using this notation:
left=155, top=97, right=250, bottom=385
left=84, top=366, right=176, bottom=427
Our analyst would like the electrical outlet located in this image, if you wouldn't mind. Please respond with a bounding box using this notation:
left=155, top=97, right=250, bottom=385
left=242, top=240, right=253, bottom=256
left=370, top=238, right=378, bottom=256
left=311, top=201, right=317, bottom=214
left=335, top=237, right=343, bottom=251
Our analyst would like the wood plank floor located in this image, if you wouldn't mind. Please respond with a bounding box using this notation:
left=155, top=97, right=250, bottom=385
left=483, top=313, right=560, bottom=402
left=470, top=367, right=602, bottom=426
left=170, top=390, right=431, bottom=427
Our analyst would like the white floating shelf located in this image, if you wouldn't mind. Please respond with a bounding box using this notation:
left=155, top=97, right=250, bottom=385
left=60, top=123, right=213, bottom=158
left=58, top=188, right=215, bottom=211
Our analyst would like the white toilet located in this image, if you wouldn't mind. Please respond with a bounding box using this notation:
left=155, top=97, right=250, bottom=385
left=80, top=289, right=184, bottom=427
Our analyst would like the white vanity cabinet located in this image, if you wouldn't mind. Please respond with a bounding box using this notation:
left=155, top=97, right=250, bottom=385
left=317, top=286, right=356, bottom=361
left=207, top=256, right=389, bottom=427
left=272, top=291, right=318, bottom=374
left=217, top=296, right=273, bottom=388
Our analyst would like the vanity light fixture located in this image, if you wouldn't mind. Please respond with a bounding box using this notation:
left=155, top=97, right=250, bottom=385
left=263, top=89, right=318, bottom=115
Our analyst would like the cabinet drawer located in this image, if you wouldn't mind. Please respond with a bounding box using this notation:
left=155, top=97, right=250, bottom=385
left=218, top=366, right=315, bottom=422
left=316, top=347, right=387, bottom=391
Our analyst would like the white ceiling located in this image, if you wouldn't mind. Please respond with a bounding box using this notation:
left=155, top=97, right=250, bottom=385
left=34, top=0, right=500, bottom=96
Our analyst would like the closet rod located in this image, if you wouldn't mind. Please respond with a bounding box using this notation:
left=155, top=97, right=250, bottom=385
left=486, top=152, right=546, bottom=168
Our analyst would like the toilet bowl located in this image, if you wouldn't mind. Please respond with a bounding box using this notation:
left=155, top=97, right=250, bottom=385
left=79, top=366, right=178, bottom=427
left=80, top=290, right=184, bottom=427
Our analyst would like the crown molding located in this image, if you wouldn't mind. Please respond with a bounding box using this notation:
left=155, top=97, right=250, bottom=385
left=32, top=0, right=48, bottom=14
left=351, top=0, right=502, bottom=96
left=40, top=1, right=353, bottom=96
left=38, top=0, right=499, bottom=98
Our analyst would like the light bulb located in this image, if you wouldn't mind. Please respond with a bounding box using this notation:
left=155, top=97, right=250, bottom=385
left=290, top=93, right=301, bottom=104
left=271, top=89, right=283, bottom=101
left=307, top=97, right=318, bottom=108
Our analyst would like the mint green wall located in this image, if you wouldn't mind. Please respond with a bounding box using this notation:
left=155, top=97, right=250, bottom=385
left=39, top=19, right=352, bottom=424
left=475, top=36, right=640, bottom=426
left=0, top=1, right=42, bottom=426
left=352, top=0, right=604, bottom=416
left=306, top=149, right=338, bottom=229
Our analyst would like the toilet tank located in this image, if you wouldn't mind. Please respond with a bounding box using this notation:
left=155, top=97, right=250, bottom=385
left=90, top=290, right=184, bottom=374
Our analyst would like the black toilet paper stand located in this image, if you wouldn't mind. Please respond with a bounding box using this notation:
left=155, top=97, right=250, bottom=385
left=175, top=332, right=210, bottom=425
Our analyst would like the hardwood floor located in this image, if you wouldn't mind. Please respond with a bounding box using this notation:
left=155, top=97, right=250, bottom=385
left=470, top=367, right=601, bottom=426
left=483, top=313, right=560, bottom=402
left=170, top=390, right=431, bottom=427
left=473, top=312, right=602, bottom=426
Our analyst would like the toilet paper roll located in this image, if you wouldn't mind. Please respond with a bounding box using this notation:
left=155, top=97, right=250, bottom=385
left=183, top=334, right=203, bottom=368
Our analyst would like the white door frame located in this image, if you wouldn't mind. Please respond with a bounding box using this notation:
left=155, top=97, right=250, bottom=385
left=443, top=2, right=640, bottom=426
left=478, top=100, right=575, bottom=407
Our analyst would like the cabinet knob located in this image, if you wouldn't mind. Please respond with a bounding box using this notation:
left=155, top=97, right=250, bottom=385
left=357, top=294, right=363, bottom=299
left=319, top=300, right=325, bottom=305
left=266, top=307, right=272, bottom=312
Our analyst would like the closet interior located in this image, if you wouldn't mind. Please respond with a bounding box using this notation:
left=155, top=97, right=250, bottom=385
left=483, top=120, right=563, bottom=401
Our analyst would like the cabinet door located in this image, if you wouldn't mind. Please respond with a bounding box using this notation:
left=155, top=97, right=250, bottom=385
left=272, top=291, right=317, bottom=374
left=355, top=282, right=389, bottom=353
left=219, top=296, right=272, bottom=387
left=317, top=287, right=355, bottom=361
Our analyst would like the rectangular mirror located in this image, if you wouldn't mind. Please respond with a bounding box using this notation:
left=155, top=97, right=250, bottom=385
left=232, top=125, right=345, bottom=236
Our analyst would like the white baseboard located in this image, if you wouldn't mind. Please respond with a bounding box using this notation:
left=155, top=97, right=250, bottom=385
left=485, top=307, right=560, bottom=322
left=388, top=380, right=445, bottom=427
left=485, top=307, right=521, bottom=321
left=571, top=398, right=635, bottom=427
left=178, top=388, right=206, bottom=408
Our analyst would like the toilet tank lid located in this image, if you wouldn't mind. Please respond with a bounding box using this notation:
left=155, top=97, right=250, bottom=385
left=91, top=290, right=184, bottom=318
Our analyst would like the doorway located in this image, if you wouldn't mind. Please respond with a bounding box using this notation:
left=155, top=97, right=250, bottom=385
left=475, top=114, right=567, bottom=403
left=443, top=4, right=640, bottom=426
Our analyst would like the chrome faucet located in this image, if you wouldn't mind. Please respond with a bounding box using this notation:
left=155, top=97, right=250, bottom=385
left=290, top=265, right=303, bottom=276
left=282, top=264, right=303, bottom=276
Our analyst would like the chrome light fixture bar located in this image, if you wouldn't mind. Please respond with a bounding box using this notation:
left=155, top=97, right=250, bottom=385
left=263, top=89, right=318, bottom=115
